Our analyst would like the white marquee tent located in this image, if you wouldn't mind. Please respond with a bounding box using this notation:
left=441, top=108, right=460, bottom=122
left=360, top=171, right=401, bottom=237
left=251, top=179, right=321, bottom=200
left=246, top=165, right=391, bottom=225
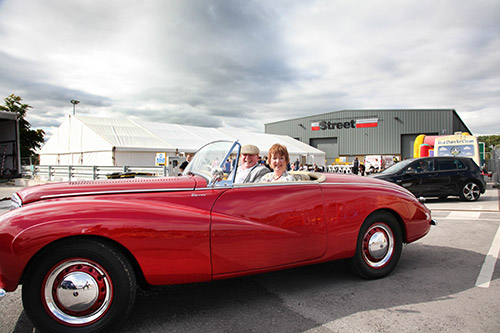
left=39, top=115, right=326, bottom=166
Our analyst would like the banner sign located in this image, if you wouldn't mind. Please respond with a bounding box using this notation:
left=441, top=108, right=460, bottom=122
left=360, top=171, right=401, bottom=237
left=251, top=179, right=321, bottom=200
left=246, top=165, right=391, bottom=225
left=355, top=118, right=378, bottom=128
left=311, top=118, right=378, bottom=131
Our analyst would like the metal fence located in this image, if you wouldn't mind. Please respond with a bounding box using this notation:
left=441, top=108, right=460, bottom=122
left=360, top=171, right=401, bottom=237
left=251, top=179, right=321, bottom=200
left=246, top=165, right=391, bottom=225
left=489, top=147, right=500, bottom=187
left=22, top=165, right=169, bottom=181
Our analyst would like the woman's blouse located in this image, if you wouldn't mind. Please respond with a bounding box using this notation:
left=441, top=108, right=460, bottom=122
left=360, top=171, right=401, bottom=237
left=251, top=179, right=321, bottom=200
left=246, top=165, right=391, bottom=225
left=260, top=170, right=295, bottom=182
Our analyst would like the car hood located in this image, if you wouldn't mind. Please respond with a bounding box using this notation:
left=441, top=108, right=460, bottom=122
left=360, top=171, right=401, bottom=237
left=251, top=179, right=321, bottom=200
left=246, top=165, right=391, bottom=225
left=16, top=176, right=203, bottom=205
left=369, top=173, right=394, bottom=180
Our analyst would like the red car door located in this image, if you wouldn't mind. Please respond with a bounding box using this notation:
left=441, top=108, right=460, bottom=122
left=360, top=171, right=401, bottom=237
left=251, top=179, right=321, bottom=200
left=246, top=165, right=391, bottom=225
left=210, top=183, right=326, bottom=275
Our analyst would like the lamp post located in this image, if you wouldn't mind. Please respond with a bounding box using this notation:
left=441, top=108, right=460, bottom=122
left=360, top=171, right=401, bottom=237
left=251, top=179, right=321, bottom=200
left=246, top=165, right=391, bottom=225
left=70, top=100, right=80, bottom=115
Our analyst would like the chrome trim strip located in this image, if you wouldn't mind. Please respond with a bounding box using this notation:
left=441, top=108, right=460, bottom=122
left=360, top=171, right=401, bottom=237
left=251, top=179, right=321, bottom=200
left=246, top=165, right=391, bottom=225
left=40, top=187, right=195, bottom=200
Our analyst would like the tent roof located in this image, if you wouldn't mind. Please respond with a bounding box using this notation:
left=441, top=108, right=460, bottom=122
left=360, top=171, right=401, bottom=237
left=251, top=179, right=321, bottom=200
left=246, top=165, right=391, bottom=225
left=135, top=119, right=324, bottom=156
left=41, top=115, right=325, bottom=157
left=77, top=116, right=174, bottom=150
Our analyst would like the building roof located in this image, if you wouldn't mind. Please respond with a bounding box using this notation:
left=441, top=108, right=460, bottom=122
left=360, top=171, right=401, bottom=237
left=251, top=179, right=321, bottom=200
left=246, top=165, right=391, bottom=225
left=0, top=110, right=18, bottom=121
left=265, top=109, right=470, bottom=133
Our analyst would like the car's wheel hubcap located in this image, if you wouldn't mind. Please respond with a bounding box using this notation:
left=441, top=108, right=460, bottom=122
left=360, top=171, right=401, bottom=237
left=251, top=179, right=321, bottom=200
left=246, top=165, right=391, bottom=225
left=44, top=260, right=112, bottom=325
left=362, top=223, right=394, bottom=268
left=463, top=183, right=479, bottom=200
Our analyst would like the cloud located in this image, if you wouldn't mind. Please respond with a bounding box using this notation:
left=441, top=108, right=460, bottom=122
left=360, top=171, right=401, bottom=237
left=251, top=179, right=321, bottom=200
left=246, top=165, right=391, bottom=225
left=0, top=0, right=499, bottom=137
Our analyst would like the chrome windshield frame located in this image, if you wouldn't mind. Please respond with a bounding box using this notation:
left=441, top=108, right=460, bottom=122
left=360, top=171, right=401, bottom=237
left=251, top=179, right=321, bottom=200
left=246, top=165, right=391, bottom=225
left=183, top=140, right=241, bottom=188
left=211, top=141, right=241, bottom=187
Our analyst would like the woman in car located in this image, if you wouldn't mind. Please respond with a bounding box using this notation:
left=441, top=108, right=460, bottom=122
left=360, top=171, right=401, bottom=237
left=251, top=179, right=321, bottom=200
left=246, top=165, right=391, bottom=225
left=260, top=143, right=295, bottom=182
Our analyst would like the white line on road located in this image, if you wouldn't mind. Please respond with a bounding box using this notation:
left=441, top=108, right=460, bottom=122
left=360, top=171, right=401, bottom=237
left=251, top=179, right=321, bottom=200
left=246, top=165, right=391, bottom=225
left=447, top=211, right=481, bottom=220
left=476, top=224, right=500, bottom=288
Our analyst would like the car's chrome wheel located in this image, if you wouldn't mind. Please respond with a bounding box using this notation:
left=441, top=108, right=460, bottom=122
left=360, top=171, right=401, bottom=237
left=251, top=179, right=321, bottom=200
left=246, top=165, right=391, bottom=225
left=43, top=260, right=112, bottom=326
left=348, top=212, right=402, bottom=279
left=361, top=223, right=394, bottom=269
left=460, top=181, right=481, bottom=201
left=22, top=239, right=136, bottom=332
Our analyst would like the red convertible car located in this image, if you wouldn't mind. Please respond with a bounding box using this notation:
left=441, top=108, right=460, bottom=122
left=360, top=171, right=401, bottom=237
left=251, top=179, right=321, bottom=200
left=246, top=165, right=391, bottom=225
left=0, top=141, right=435, bottom=332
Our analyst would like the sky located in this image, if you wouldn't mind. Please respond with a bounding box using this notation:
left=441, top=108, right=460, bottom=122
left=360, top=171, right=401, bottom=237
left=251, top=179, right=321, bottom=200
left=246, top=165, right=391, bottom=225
left=0, top=0, right=499, bottom=139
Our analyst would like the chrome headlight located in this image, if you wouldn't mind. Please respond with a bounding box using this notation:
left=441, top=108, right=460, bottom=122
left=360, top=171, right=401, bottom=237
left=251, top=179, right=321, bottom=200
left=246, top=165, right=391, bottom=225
left=9, top=193, right=22, bottom=210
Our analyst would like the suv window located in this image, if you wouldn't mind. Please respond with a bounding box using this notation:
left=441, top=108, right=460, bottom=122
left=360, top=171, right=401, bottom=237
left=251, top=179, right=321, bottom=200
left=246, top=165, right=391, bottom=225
left=408, top=159, right=434, bottom=173
left=455, top=159, right=467, bottom=170
left=435, top=159, right=457, bottom=171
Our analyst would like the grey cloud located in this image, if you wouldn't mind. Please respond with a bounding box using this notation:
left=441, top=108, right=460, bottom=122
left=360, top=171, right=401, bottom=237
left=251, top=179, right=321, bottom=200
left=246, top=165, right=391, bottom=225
left=0, top=0, right=499, bottom=137
left=150, top=1, right=301, bottom=97
left=126, top=106, right=223, bottom=128
left=0, top=51, right=111, bottom=108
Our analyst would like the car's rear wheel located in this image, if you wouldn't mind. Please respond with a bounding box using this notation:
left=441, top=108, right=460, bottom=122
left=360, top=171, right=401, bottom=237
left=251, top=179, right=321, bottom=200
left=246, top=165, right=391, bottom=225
left=459, top=181, right=481, bottom=201
left=22, top=239, right=136, bottom=333
left=348, top=212, right=402, bottom=279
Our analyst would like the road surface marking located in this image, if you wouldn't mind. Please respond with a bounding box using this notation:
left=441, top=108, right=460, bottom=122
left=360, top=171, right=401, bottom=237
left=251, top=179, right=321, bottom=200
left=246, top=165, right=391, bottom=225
left=447, top=211, right=480, bottom=220
left=475, top=224, right=500, bottom=288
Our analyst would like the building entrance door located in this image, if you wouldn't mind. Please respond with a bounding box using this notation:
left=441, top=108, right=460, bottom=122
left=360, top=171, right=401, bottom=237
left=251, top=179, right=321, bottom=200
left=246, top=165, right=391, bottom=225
left=310, top=137, right=338, bottom=165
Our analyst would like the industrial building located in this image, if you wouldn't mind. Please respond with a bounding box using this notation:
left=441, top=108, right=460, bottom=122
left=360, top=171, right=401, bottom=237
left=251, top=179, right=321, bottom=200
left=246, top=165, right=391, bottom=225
left=0, top=111, right=20, bottom=178
left=265, top=109, right=471, bottom=165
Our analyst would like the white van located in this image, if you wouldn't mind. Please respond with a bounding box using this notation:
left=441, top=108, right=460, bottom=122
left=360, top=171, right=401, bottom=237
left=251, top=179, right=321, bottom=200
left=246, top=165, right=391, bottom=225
left=364, top=155, right=395, bottom=173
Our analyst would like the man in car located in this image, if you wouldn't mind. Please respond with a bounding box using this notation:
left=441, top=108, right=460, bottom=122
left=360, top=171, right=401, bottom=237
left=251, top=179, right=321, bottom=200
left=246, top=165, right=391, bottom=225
left=231, top=144, right=270, bottom=183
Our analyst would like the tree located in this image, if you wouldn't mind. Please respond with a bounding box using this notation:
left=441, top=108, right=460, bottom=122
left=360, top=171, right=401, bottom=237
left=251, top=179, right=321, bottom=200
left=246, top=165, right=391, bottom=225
left=0, top=94, right=45, bottom=160
left=478, top=135, right=500, bottom=153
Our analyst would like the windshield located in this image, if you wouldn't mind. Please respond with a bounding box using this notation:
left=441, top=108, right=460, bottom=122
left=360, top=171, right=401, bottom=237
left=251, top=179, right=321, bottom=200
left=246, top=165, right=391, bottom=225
left=379, top=159, right=415, bottom=174
left=184, top=141, right=239, bottom=181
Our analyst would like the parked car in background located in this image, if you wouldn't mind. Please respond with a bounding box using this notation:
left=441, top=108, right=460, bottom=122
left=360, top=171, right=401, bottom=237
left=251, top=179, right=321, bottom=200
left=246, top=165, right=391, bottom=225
left=0, top=141, right=434, bottom=332
left=372, top=156, right=486, bottom=201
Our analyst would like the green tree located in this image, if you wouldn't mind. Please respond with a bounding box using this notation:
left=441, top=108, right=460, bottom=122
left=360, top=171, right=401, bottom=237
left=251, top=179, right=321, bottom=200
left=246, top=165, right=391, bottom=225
left=0, top=94, right=45, bottom=160
left=478, top=135, right=500, bottom=153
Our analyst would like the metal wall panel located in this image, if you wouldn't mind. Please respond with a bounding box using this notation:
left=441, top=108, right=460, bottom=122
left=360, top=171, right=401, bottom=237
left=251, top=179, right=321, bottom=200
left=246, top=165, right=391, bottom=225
left=265, top=109, right=470, bottom=160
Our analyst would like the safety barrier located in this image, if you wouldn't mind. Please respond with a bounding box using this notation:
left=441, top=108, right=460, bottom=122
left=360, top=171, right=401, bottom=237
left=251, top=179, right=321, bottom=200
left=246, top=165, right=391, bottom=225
left=21, top=165, right=168, bottom=181
left=22, top=163, right=371, bottom=181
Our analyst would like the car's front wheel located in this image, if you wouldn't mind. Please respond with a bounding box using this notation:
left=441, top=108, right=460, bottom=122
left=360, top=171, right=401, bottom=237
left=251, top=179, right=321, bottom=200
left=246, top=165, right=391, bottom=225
left=459, top=181, right=481, bottom=201
left=22, top=239, right=136, bottom=333
left=348, top=212, right=402, bottom=279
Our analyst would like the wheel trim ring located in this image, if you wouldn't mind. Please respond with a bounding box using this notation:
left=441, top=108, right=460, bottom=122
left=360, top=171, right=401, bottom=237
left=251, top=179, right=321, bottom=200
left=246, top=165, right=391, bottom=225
left=42, top=259, right=113, bottom=326
left=463, top=183, right=479, bottom=200
left=361, top=223, right=394, bottom=269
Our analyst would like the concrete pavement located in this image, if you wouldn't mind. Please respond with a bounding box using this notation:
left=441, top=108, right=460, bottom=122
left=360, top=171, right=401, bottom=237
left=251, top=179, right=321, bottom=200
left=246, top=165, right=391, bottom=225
left=424, top=183, right=499, bottom=212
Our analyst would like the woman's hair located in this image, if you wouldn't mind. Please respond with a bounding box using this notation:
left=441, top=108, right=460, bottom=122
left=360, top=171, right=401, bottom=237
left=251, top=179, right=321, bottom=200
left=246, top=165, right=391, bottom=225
left=268, top=143, right=290, bottom=164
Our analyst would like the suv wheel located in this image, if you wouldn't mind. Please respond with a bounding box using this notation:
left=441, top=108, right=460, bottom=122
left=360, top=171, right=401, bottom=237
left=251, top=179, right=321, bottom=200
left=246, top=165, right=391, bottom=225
left=459, top=181, right=481, bottom=201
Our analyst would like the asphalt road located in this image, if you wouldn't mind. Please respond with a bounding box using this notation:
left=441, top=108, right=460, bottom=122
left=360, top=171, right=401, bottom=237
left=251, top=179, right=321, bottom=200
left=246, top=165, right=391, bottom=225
left=0, top=183, right=499, bottom=333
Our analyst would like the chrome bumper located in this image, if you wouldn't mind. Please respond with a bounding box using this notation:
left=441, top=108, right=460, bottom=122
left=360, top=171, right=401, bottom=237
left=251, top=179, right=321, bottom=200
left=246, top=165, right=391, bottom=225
left=0, top=289, right=5, bottom=297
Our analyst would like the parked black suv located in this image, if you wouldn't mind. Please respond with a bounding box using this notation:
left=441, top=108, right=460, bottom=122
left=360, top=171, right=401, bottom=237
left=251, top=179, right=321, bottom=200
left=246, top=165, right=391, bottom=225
left=372, top=156, right=486, bottom=201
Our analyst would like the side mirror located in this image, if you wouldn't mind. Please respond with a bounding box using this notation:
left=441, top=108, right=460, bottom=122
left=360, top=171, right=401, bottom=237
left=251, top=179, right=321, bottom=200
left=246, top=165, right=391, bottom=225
left=209, top=167, right=225, bottom=186
left=404, top=169, right=416, bottom=175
